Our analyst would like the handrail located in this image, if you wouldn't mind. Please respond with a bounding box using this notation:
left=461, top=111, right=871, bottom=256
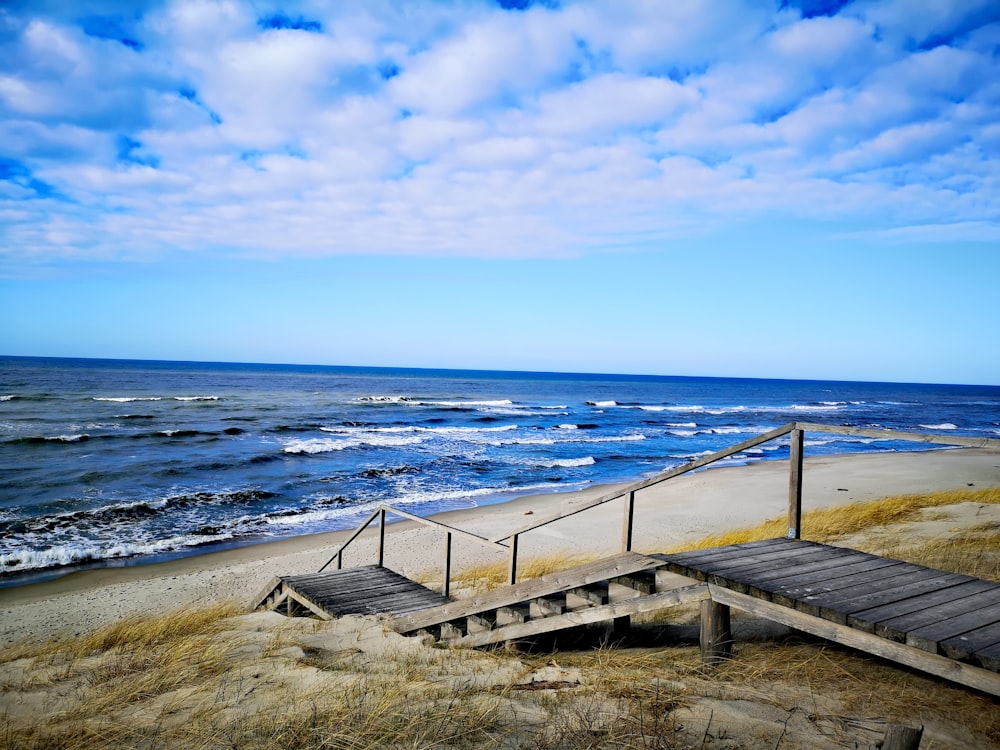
left=317, top=502, right=510, bottom=596
left=490, top=423, right=797, bottom=543
left=319, top=421, right=1000, bottom=594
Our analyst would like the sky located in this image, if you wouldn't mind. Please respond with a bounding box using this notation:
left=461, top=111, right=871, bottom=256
left=1, top=0, right=998, bottom=385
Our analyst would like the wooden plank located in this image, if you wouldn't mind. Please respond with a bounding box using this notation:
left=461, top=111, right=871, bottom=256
left=293, top=573, right=422, bottom=595
left=306, top=581, right=436, bottom=606
left=793, top=568, right=961, bottom=621
left=864, top=583, right=1000, bottom=639
left=707, top=585, right=1000, bottom=698
left=938, top=622, right=1000, bottom=663
left=450, top=583, right=710, bottom=648
left=703, top=546, right=866, bottom=579
left=326, top=589, right=449, bottom=616
left=767, top=564, right=932, bottom=609
left=661, top=538, right=798, bottom=567
left=390, top=552, right=664, bottom=632
left=691, top=545, right=852, bottom=577
left=906, top=601, right=1000, bottom=654
left=764, top=556, right=917, bottom=593
left=976, top=641, right=1000, bottom=672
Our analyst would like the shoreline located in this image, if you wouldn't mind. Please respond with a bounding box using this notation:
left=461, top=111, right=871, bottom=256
left=2, top=448, right=999, bottom=644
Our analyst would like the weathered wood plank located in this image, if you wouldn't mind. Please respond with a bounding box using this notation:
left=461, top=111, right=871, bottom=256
left=865, top=583, right=1000, bottom=639
left=764, top=556, right=916, bottom=593
left=694, top=545, right=854, bottom=577
left=905, top=601, right=1000, bottom=654
left=660, top=538, right=799, bottom=567
left=976, top=641, right=1000, bottom=672
left=772, top=566, right=951, bottom=613
left=708, top=585, right=1000, bottom=697
left=793, top=568, right=961, bottom=621
left=938, top=622, right=1000, bottom=662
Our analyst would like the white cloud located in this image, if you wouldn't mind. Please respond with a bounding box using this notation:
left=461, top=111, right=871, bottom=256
left=1, top=0, right=998, bottom=268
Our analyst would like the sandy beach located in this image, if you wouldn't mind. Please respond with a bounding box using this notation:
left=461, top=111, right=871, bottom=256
left=2, top=448, right=999, bottom=646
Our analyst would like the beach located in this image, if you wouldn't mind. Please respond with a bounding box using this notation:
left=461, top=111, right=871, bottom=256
left=3, top=448, right=999, bottom=646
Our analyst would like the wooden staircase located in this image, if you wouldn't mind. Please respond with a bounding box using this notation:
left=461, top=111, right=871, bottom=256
left=388, top=551, right=709, bottom=647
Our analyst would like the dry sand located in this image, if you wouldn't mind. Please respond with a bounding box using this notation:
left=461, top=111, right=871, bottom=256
left=2, top=448, right=999, bottom=645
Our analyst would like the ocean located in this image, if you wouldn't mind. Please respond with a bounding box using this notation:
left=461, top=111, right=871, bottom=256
left=2, top=356, right=998, bottom=585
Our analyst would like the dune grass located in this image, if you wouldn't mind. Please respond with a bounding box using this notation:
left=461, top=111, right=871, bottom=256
left=667, top=485, right=1000, bottom=551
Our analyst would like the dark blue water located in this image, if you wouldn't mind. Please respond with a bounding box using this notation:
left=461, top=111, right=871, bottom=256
left=2, top=356, right=998, bottom=581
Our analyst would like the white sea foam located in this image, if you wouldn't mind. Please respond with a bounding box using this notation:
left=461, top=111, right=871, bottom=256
left=1, top=395, right=15, bottom=401
left=919, top=423, right=958, bottom=430
left=586, top=400, right=617, bottom=407
left=423, top=399, right=514, bottom=407
left=319, top=424, right=519, bottom=439
left=791, top=403, right=845, bottom=411
left=557, top=424, right=579, bottom=429
left=93, top=396, right=162, bottom=402
left=0, top=531, right=236, bottom=573
left=668, top=429, right=698, bottom=437
left=537, top=457, right=596, bottom=468
left=283, top=434, right=427, bottom=454
left=667, top=422, right=697, bottom=428
left=174, top=396, right=220, bottom=401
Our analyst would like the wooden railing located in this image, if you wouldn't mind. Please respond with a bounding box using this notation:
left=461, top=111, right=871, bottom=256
left=317, top=503, right=509, bottom=597
left=321, top=422, right=1000, bottom=594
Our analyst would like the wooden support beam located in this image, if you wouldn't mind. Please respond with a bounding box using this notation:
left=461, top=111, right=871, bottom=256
left=700, top=599, right=733, bottom=667
left=882, top=724, right=923, bottom=750
left=788, top=427, right=804, bottom=539
left=708, top=584, right=1000, bottom=697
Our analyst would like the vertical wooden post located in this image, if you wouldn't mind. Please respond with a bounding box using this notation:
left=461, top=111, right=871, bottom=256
left=508, top=533, right=519, bottom=585
left=882, top=724, right=923, bottom=750
left=442, top=532, right=452, bottom=598
left=336, top=549, right=343, bottom=570
left=621, top=490, right=635, bottom=552
left=788, top=427, right=804, bottom=539
left=377, top=507, right=386, bottom=567
left=699, top=599, right=732, bottom=667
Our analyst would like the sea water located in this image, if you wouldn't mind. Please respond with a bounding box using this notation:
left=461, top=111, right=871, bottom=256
left=2, top=356, right=998, bottom=583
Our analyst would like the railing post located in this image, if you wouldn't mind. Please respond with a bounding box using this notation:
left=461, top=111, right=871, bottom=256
left=442, top=531, right=452, bottom=598
left=508, top=533, right=519, bottom=585
left=336, top=549, right=343, bottom=570
left=377, top=507, right=386, bottom=566
left=788, top=427, right=804, bottom=539
left=621, top=490, right=635, bottom=552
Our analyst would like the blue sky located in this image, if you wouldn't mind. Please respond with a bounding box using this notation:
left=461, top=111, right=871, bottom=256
left=1, top=1, right=998, bottom=385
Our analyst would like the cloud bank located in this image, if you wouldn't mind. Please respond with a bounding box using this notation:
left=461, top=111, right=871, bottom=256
left=2, top=0, right=998, bottom=264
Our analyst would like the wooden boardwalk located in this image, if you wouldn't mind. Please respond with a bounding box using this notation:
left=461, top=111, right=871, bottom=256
left=254, top=542, right=1000, bottom=696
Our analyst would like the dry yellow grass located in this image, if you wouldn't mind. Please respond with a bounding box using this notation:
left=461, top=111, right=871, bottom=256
left=663, top=485, right=1000, bottom=551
